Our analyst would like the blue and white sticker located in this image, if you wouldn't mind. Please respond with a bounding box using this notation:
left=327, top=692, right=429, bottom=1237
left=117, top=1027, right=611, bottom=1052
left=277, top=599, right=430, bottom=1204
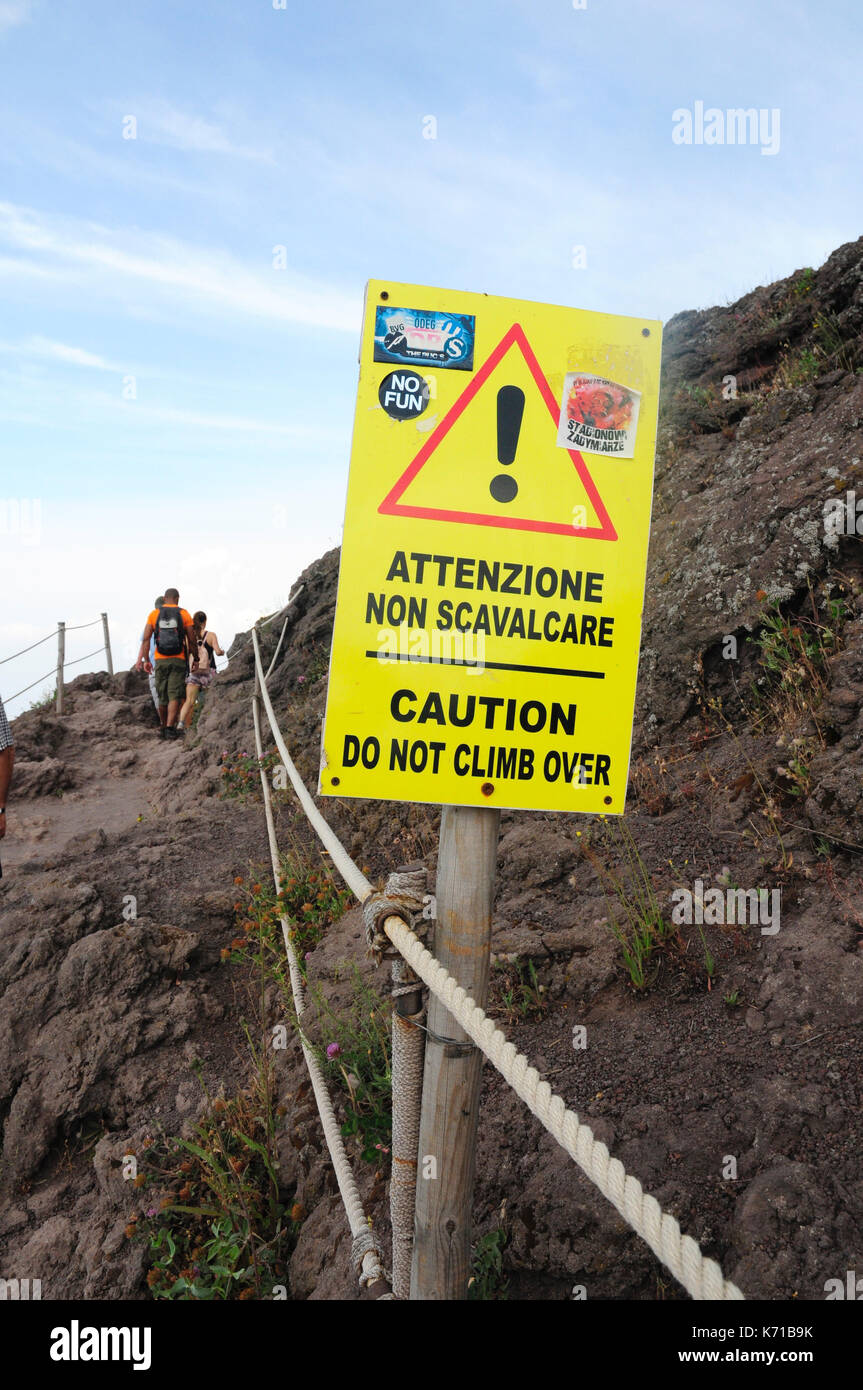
left=373, top=306, right=475, bottom=371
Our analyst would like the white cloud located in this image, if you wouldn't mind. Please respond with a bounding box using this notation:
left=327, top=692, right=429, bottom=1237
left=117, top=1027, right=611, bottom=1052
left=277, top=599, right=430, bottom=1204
left=0, top=375, right=347, bottom=446
left=140, top=103, right=275, bottom=163
left=0, top=1, right=32, bottom=36
left=112, top=400, right=345, bottom=441
left=14, top=336, right=116, bottom=370
left=0, top=200, right=361, bottom=332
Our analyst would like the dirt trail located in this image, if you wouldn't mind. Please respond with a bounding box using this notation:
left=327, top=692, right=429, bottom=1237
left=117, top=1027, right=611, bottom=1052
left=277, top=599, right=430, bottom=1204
left=4, top=716, right=177, bottom=871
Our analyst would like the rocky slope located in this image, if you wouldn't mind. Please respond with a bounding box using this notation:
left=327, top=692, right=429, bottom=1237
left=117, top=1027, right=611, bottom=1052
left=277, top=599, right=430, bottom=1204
left=1, top=238, right=862, bottom=1300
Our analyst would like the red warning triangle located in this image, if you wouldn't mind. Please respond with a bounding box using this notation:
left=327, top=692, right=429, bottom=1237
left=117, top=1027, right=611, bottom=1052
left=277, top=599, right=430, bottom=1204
left=378, top=323, right=617, bottom=540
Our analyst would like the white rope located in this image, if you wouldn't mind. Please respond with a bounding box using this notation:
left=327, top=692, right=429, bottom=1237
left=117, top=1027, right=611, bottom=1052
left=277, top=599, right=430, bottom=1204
left=2, top=616, right=103, bottom=668
left=266, top=585, right=304, bottom=679
left=0, top=629, right=58, bottom=666
left=5, top=666, right=57, bottom=703
left=63, top=617, right=102, bottom=632
left=230, top=587, right=304, bottom=663
left=253, top=625, right=370, bottom=900
left=250, top=629, right=745, bottom=1302
left=251, top=656, right=389, bottom=1295
left=7, top=646, right=110, bottom=703
left=382, top=913, right=743, bottom=1302
left=62, top=645, right=105, bottom=669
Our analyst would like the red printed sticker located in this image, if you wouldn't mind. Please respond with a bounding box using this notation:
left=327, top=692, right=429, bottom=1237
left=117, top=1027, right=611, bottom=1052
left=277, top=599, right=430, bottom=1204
left=556, top=372, right=641, bottom=458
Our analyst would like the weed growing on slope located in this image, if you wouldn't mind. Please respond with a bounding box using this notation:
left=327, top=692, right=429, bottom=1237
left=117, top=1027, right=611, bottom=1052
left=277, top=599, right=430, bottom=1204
left=27, top=687, right=56, bottom=712
left=222, top=856, right=351, bottom=972
left=219, top=749, right=282, bottom=802
left=468, top=1228, right=510, bottom=1300
left=307, top=965, right=392, bottom=1163
left=490, top=956, right=546, bottom=1022
left=132, top=1058, right=295, bottom=1300
left=747, top=583, right=852, bottom=736
left=584, top=821, right=678, bottom=990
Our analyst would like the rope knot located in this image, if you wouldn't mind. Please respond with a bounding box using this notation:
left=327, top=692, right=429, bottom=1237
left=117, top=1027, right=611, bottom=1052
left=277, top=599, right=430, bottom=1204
left=351, top=1228, right=388, bottom=1290
left=363, top=866, right=427, bottom=964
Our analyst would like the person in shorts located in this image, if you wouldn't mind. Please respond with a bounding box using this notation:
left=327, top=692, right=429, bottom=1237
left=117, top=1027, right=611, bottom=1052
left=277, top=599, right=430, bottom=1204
left=178, top=612, right=224, bottom=732
left=135, top=588, right=199, bottom=739
left=140, top=595, right=164, bottom=714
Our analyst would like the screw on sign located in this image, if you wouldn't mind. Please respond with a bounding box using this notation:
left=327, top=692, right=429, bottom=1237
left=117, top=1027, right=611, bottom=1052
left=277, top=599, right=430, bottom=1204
left=321, top=279, right=662, bottom=1298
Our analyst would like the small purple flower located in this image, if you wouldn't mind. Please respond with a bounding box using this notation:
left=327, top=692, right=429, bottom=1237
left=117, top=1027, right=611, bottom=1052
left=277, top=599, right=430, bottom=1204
left=326, top=1042, right=341, bottom=1060
left=146, top=1206, right=158, bottom=1217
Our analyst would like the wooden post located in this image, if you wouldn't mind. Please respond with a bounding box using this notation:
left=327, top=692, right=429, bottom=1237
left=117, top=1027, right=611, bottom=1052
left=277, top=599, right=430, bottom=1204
left=410, top=803, right=500, bottom=1300
left=101, top=612, right=113, bottom=676
left=56, top=622, right=65, bottom=715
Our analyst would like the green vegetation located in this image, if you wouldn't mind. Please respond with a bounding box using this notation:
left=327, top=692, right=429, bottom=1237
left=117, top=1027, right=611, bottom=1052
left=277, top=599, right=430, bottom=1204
left=468, top=1227, right=509, bottom=1300
left=133, top=1059, right=295, bottom=1300
left=308, top=965, right=392, bottom=1163
left=222, top=855, right=351, bottom=974
left=748, top=588, right=851, bottom=734
left=491, top=956, right=546, bottom=1022
left=792, top=267, right=815, bottom=297
left=223, top=857, right=387, bottom=1168
left=776, top=737, right=817, bottom=799
left=303, top=645, right=329, bottom=684
left=585, top=822, right=677, bottom=990
left=27, top=687, right=56, bottom=712
left=774, top=344, right=821, bottom=389
left=219, top=749, right=282, bottom=802
left=188, top=692, right=205, bottom=730
left=813, top=311, right=857, bottom=371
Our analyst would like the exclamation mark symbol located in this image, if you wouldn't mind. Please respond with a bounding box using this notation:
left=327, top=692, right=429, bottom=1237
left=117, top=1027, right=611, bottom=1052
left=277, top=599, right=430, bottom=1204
left=490, top=385, right=525, bottom=503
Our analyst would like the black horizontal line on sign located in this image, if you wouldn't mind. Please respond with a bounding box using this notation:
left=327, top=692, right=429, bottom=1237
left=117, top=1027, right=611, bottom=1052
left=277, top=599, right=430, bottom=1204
left=364, top=651, right=605, bottom=679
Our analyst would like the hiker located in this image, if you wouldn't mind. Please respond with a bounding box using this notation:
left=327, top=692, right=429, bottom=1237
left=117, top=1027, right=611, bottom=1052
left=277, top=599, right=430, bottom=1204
left=135, top=588, right=199, bottom=739
left=140, top=595, right=164, bottom=713
left=0, top=692, right=14, bottom=845
left=177, top=612, right=224, bottom=733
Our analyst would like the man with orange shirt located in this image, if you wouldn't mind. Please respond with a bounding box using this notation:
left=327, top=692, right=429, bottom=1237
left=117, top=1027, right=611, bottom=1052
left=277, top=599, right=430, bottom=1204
left=135, top=587, right=199, bottom=739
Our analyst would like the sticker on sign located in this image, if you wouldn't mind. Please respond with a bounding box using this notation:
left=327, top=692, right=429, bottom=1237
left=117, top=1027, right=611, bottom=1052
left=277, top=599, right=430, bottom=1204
left=374, top=305, right=475, bottom=370
left=321, top=280, right=662, bottom=815
left=556, top=372, right=642, bottom=458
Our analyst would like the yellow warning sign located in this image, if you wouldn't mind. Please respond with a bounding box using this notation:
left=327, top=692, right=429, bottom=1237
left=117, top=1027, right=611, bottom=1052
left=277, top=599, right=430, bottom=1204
left=320, top=280, right=662, bottom=815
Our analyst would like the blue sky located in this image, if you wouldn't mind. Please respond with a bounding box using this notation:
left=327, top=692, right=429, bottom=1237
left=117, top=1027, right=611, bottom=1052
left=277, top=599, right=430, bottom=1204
left=2, top=0, right=861, bottom=707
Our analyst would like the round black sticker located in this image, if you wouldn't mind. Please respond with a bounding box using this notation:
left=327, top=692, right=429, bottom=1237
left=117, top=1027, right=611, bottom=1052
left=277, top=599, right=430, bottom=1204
left=379, top=370, right=430, bottom=420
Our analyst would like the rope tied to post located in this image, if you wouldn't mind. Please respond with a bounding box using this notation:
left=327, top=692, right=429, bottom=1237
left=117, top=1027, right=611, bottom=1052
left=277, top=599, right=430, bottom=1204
left=362, top=867, right=428, bottom=963
left=351, top=1228, right=389, bottom=1290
